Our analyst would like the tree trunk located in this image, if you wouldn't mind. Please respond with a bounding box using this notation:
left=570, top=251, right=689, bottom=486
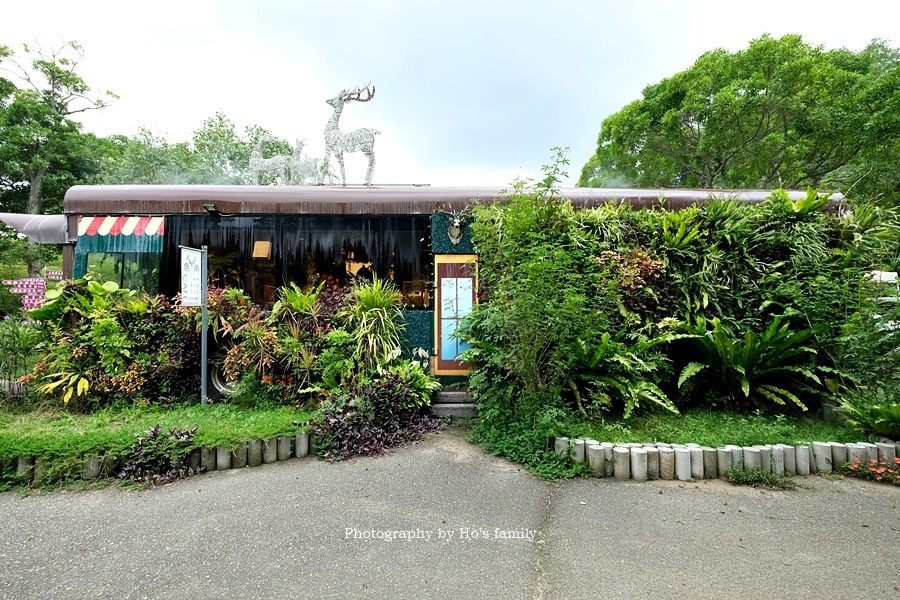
left=26, top=169, right=45, bottom=278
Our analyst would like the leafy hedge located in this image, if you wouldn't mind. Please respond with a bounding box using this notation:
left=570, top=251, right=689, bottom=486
left=460, top=149, right=900, bottom=463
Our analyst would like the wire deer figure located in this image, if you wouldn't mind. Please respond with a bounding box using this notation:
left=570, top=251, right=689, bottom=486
left=289, top=139, right=320, bottom=185
left=249, top=134, right=291, bottom=185
left=324, top=84, right=380, bottom=186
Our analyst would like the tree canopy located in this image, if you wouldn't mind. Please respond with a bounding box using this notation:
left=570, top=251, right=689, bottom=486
left=0, top=40, right=116, bottom=275
left=98, top=114, right=291, bottom=185
left=579, top=35, right=900, bottom=203
left=0, top=41, right=115, bottom=214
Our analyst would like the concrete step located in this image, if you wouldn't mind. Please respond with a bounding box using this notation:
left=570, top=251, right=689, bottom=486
left=431, top=403, right=477, bottom=418
left=433, top=390, right=474, bottom=404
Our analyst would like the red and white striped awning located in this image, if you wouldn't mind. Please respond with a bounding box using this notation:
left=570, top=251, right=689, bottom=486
left=78, top=216, right=164, bottom=237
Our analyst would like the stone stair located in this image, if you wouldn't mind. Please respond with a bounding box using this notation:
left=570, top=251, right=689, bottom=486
left=430, top=389, right=476, bottom=418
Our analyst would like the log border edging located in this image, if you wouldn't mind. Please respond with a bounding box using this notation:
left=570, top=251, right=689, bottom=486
left=555, top=437, right=899, bottom=481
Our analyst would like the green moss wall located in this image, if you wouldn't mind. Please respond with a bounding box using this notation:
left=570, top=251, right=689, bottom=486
left=401, top=309, right=434, bottom=357
left=430, top=213, right=474, bottom=254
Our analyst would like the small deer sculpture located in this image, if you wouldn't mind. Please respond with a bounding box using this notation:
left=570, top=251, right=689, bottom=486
left=249, top=134, right=291, bottom=185
left=324, top=84, right=380, bottom=186
left=289, top=139, right=320, bottom=185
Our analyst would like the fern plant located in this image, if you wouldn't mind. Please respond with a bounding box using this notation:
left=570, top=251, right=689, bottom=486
left=839, top=389, right=900, bottom=438
left=678, top=315, right=828, bottom=411
left=566, top=328, right=681, bottom=419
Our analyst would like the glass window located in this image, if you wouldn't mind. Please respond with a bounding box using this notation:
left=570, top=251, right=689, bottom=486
left=86, top=252, right=160, bottom=295
left=161, top=215, right=432, bottom=308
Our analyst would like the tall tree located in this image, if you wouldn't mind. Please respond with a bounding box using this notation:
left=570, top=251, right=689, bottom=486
left=192, top=113, right=291, bottom=184
left=98, top=117, right=290, bottom=185
left=0, top=40, right=115, bottom=274
left=99, top=128, right=209, bottom=185
left=579, top=35, right=900, bottom=203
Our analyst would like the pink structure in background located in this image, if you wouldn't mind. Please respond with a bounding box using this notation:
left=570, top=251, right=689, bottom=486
left=2, top=269, right=63, bottom=311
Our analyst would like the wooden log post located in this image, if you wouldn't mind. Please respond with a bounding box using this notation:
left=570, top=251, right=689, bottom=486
left=554, top=437, right=569, bottom=456
left=200, top=446, right=217, bottom=472
left=645, top=446, right=659, bottom=480
left=701, top=447, right=717, bottom=479
left=232, top=442, right=248, bottom=468
left=631, top=447, right=648, bottom=482
left=675, top=448, right=691, bottom=481
left=876, top=442, right=896, bottom=463
left=277, top=435, right=292, bottom=461
left=216, top=446, right=232, bottom=470
left=829, top=443, right=848, bottom=470
left=742, top=447, right=761, bottom=471
left=570, top=439, right=586, bottom=464
left=772, top=445, right=785, bottom=476
left=296, top=432, right=310, bottom=458
left=812, top=442, right=832, bottom=473
left=779, top=444, right=796, bottom=476
left=689, top=447, right=704, bottom=479
left=716, top=447, right=732, bottom=478
left=795, top=445, right=811, bottom=476
left=262, top=438, right=277, bottom=464
left=587, top=444, right=605, bottom=477
left=248, top=439, right=264, bottom=467
left=613, top=447, right=631, bottom=481
left=659, top=447, right=675, bottom=480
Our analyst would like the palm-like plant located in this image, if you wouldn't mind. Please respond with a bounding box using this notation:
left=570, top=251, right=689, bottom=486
left=271, top=282, right=324, bottom=337
left=678, top=315, right=827, bottom=411
left=338, top=277, right=405, bottom=371
left=223, top=306, right=279, bottom=380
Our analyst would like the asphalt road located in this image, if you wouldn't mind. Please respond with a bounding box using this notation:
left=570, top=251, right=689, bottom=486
left=1, top=425, right=898, bottom=599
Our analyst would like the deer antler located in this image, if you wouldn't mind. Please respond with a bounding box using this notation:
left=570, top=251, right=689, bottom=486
left=342, top=83, right=375, bottom=103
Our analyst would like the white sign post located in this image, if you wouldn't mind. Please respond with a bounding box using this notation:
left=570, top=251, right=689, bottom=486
left=180, top=245, right=209, bottom=405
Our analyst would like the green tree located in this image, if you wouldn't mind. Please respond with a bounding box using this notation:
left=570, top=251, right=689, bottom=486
left=579, top=35, right=900, bottom=204
left=99, top=115, right=290, bottom=185
left=0, top=41, right=115, bottom=275
left=99, top=128, right=209, bottom=185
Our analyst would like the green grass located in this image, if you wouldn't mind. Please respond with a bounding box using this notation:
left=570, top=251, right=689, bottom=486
left=726, top=466, right=798, bottom=490
left=575, top=409, right=863, bottom=447
left=0, top=404, right=316, bottom=488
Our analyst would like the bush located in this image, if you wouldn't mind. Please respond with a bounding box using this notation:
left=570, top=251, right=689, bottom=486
left=24, top=279, right=200, bottom=409
left=119, top=425, right=197, bottom=488
left=833, top=280, right=900, bottom=437
left=0, top=315, right=41, bottom=401
left=459, top=151, right=895, bottom=476
left=838, top=390, right=900, bottom=439
left=311, top=374, right=445, bottom=460
left=677, top=314, right=830, bottom=412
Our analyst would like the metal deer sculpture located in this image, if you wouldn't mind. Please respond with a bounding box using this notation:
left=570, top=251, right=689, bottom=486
left=289, top=139, right=320, bottom=186
left=249, top=135, right=291, bottom=185
left=324, top=84, right=380, bottom=186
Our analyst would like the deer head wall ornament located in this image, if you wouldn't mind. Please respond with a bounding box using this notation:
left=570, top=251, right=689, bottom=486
left=324, top=83, right=380, bottom=186
left=438, top=206, right=471, bottom=246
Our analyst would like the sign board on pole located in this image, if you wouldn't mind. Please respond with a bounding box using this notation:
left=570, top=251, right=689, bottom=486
left=181, top=247, right=203, bottom=306
left=180, top=245, right=209, bottom=404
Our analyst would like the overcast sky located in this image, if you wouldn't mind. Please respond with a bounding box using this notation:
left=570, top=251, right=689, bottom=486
left=2, top=1, right=899, bottom=186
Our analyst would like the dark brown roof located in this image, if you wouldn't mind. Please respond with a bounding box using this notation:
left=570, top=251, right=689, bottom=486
left=63, top=185, right=841, bottom=216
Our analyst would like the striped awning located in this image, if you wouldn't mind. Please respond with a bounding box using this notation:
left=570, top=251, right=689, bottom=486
left=78, top=216, right=164, bottom=237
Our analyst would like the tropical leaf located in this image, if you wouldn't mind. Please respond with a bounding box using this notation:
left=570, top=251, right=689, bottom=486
left=677, top=362, right=706, bottom=388
left=684, top=314, right=820, bottom=410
